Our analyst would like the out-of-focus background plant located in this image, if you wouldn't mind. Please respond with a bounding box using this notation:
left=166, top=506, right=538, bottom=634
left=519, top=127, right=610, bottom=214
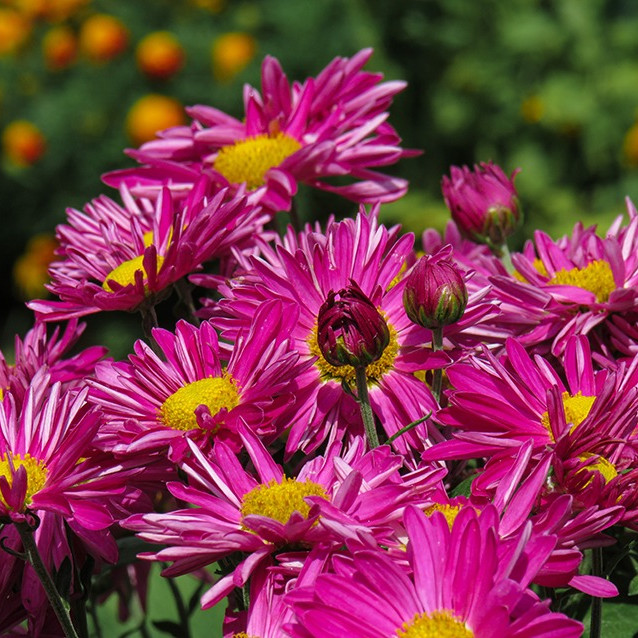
left=4, top=0, right=638, bottom=350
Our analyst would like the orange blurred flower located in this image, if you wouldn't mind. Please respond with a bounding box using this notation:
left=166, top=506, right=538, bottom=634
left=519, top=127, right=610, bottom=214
left=0, top=8, right=31, bottom=55
left=42, top=24, right=77, bottom=70
left=189, top=0, right=225, bottom=13
left=136, top=31, right=185, bottom=80
left=79, top=13, right=128, bottom=63
left=623, top=122, right=638, bottom=167
left=13, top=234, right=59, bottom=300
left=126, top=94, right=186, bottom=146
left=41, top=0, right=89, bottom=22
left=211, top=32, right=256, bottom=82
left=2, top=120, right=46, bottom=167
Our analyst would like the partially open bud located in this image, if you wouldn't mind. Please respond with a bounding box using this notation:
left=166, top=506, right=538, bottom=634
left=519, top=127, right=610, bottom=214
left=403, top=248, right=468, bottom=329
left=441, top=161, right=522, bottom=248
left=317, top=281, right=390, bottom=368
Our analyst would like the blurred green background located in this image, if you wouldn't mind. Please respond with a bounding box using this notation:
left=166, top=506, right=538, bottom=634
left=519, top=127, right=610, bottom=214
left=4, top=0, right=638, bottom=349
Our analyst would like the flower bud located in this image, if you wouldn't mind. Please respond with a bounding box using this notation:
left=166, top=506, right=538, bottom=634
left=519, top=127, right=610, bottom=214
left=403, top=249, right=468, bottom=329
left=441, top=161, right=522, bottom=248
left=317, top=281, right=390, bottom=368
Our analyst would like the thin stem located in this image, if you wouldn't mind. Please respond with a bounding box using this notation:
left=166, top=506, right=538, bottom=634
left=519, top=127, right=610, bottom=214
left=15, top=521, right=80, bottom=638
left=387, top=412, right=432, bottom=445
left=164, top=566, right=191, bottom=638
left=499, top=242, right=514, bottom=273
left=139, top=304, right=163, bottom=357
left=354, top=366, right=379, bottom=449
left=590, top=547, right=603, bottom=638
left=174, top=279, right=200, bottom=326
left=431, top=327, right=444, bottom=404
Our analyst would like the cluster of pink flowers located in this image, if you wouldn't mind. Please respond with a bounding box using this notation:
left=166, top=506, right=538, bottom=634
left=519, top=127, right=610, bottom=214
left=2, top=49, right=637, bottom=637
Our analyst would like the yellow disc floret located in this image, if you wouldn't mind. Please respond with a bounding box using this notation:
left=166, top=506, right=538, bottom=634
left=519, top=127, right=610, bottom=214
left=307, top=319, right=399, bottom=386
left=213, top=132, right=302, bottom=189
left=423, top=503, right=463, bottom=530
left=159, top=375, right=240, bottom=431
left=578, top=453, right=618, bottom=484
left=541, top=391, right=596, bottom=441
left=0, top=453, right=48, bottom=509
left=548, top=260, right=616, bottom=303
left=240, top=476, right=329, bottom=526
left=397, top=610, right=473, bottom=638
left=102, top=254, right=165, bottom=292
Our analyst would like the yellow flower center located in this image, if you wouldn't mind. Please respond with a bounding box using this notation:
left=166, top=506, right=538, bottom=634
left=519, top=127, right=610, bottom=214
left=232, top=634, right=257, bottom=638
left=513, top=257, right=548, bottom=282
left=0, top=453, right=48, bottom=509
left=213, top=132, right=302, bottom=189
left=397, top=610, right=473, bottom=638
left=578, top=453, right=618, bottom=484
left=307, top=320, right=399, bottom=386
left=102, top=254, right=165, bottom=292
left=540, top=391, right=596, bottom=442
left=423, top=503, right=462, bottom=530
left=240, top=476, right=329, bottom=526
left=159, top=375, right=240, bottom=431
left=548, top=260, right=616, bottom=303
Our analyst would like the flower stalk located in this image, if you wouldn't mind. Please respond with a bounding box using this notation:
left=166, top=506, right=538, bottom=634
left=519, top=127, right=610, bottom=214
left=354, top=366, right=380, bottom=449
left=15, top=520, right=81, bottom=638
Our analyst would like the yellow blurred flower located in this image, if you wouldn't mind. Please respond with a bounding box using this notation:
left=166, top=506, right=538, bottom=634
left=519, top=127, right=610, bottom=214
left=136, top=31, right=185, bottom=80
left=13, top=234, right=59, bottom=300
left=0, top=8, right=31, bottom=55
left=623, top=122, right=638, bottom=167
left=2, top=120, right=46, bottom=167
left=211, top=32, right=256, bottom=82
left=41, top=0, right=89, bottom=22
left=42, top=24, right=77, bottom=70
left=520, top=95, right=544, bottom=124
left=190, top=0, right=225, bottom=13
left=79, top=13, right=128, bottom=63
left=126, top=94, right=186, bottom=146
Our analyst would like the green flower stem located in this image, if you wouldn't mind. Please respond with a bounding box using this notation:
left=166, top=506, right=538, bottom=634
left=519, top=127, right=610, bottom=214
left=139, top=304, right=163, bottom=357
left=590, top=546, right=603, bottom=638
left=431, top=326, right=444, bottom=404
left=499, top=242, right=514, bottom=273
left=354, top=366, right=379, bottom=449
left=15, top=520, right=80, bottom=638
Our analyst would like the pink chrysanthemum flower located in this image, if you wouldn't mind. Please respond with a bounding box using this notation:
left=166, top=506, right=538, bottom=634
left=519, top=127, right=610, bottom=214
left=123, top=428, right=443, bottom=610
left=286, top=504, right=583, bottom=637
left=205, top=209, right=495, bottom=457
left=89, top=304, right=304, bottom=460
left=488, top=197, right=638, bottom=355
left=28, top=178, right=264, bottom=322
left=0, top=319, right=106, bottom=405
left=427, top=335, right=638, bottom=462
left=103, top=49, right=417, bottom=213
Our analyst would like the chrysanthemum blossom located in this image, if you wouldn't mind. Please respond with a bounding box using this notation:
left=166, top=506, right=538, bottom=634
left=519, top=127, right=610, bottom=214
left=0, top=318, right=106, bottom=406
left=89, top=303, right=305, bottom=460
left=0, top=369, right=127, bottom=531
left=123, top=429, right=444, bottom=610
left=205, top=208, right=455, bottom=457
left=28, top=177, right=264, bottom=322
left=489, top=197, right=638, bottom=355
left=286, top=505, right=582, bottom=637
left=103, top=48, right=418, bottom=213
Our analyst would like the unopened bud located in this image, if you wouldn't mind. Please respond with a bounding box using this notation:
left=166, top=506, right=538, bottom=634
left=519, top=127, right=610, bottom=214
left=403, top=249, right=468, bottom=329
left=317, top=281, right=390, bottom=368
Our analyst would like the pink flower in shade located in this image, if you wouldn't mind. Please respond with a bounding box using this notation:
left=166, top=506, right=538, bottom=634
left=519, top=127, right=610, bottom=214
left=204, top=210, right=497, bottom=458
left=0, top=319, right=107, bottom=406
left=28, top=177, right=265, bottom=322
left=441, top=161, right=522, bottom=250
left=488, top=197, right=638, bottom=356
left=286, top=504, right=583, bottom=638
left=88, top=303, right=305, bottom=461
left=103, top=49, right=418, bottom=213
left=122, top=428, right=444, bottom=611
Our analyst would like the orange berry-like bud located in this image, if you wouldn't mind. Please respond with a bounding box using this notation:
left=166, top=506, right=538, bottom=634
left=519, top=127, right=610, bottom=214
left=79, top=13, right=128, bottom=63
left=126, top=94, right=185, bottom=146
left=13, top=234, right=59, bottom=300
left=2, top=120, right=46, bottom=167
left=623, top=123, right=638, bottom=167
left=0, top=9, right=31, bottom=55
left=42, top=24, right=77, bottom=70
left=211, top=32, right=256, bottom=82
left=136, top=31, right=185, bottom=80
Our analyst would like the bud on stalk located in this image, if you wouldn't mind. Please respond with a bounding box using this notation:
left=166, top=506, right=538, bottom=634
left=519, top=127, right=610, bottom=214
left=441, top=161, right=522, bottom=253
left=317, top=281, right=390, bottom=368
